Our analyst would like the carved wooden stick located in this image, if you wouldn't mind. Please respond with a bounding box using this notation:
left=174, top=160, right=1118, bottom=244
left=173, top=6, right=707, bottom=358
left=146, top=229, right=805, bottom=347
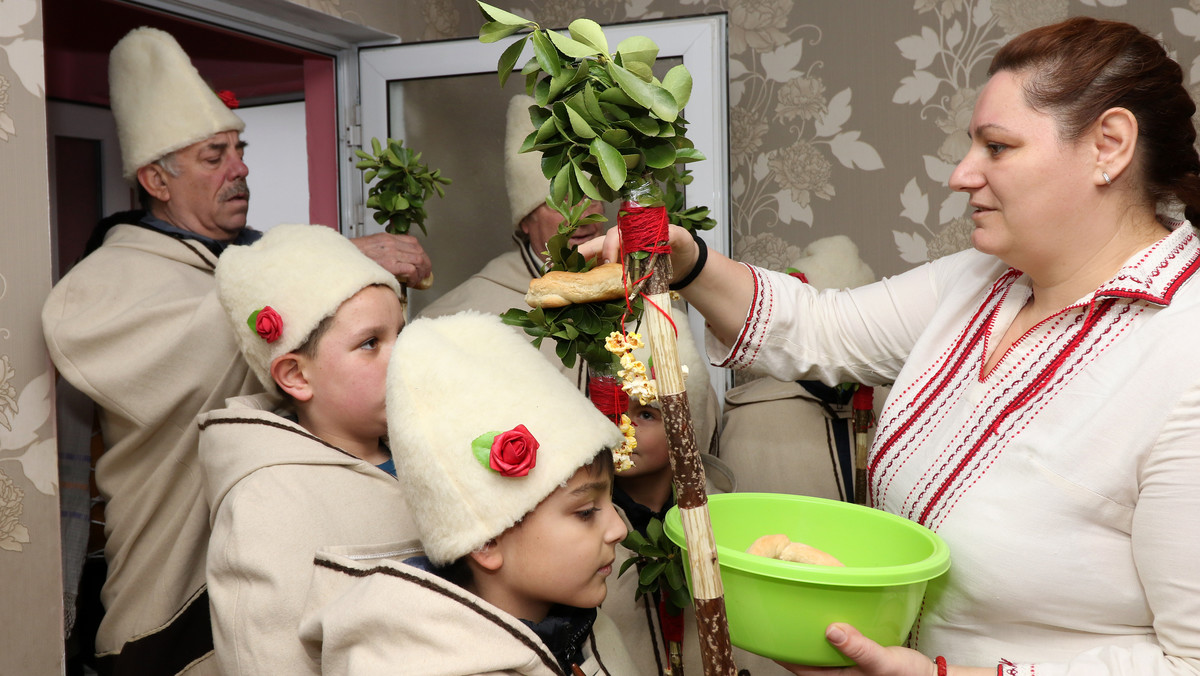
left=638, top=256, right=737, bottom=676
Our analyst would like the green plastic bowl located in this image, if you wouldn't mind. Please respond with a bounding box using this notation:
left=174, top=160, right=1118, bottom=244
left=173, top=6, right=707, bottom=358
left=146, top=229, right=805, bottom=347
left=663, top=493, right=949, bottom=667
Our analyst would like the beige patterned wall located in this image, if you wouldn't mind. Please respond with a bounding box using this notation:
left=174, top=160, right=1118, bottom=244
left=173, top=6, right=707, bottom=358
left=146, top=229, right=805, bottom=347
left=314, top=0, right=1200, bottom=281
left=0, top=0, right=65, bottom=672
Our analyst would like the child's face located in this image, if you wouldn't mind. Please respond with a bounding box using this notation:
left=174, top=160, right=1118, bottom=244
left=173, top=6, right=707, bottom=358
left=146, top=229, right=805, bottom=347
left=302, top=285, right=404, bottom=445
left=619, top=402, right=670, bottom=479
left=490, top=463, right=627, bottom=621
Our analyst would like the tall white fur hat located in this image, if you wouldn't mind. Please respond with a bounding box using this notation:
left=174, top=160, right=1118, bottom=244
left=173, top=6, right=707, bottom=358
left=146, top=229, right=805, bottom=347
left=788, top=235, right=875, bottom=291
left=388, top=311, right=624, bottom=565
left=109, top=26, right=246, bottom=180
left=505, top=94, right=549, bottom=230
left=216, top=224, right=401, bottom=392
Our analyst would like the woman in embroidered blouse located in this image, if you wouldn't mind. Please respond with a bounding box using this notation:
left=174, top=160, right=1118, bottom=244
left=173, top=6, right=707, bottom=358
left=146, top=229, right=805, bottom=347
left=585, top=16, right=1200, bottom=676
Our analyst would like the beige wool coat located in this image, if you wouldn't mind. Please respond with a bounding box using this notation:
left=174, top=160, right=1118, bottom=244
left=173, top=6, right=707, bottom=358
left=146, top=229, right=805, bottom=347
left=42, top=223, right=262, bottom=670
left=299, top=541, right=641, bottom=675
left=199, top=394, right=416, bottom=676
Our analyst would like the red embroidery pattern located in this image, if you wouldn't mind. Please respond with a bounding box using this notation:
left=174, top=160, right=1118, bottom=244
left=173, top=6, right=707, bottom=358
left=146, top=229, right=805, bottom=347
left=721, top=262, right=768, bottom=369
left=870, top=274, right=1137, bottom=528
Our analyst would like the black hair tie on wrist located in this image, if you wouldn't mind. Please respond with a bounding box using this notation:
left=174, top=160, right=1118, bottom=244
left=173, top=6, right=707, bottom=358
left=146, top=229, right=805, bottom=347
left=669, top=230, right=708, bottom=291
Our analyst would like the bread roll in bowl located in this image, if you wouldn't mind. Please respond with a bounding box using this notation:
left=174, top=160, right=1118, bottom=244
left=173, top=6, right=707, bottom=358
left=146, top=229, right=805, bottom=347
left=746, top=533, right=844, bottom=567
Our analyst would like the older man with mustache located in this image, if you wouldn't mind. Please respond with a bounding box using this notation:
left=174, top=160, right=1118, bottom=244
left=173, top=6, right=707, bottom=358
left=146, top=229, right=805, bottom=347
left=41, top=27, right=430, bottom=676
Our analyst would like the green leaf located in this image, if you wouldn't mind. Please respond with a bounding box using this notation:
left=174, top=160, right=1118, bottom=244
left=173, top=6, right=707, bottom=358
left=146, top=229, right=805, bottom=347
left=551, top=163, right=571, bottom=205
left=497, top=35, right=529, bottom=88
left=643, top=139, right=677, bottom=169
left=476, top=1, right=533, bottom=27
left=531, top=31, right=561, bottom=78
left=661, top=64, right=693, bottom=109
left=615, top=35, right=659, bottom=70
left=607, top=62, right=657, bottom=112
left=623, top=529, right=649, bottom=550
left=589, top=137, right=627, bottom=190
left=624, top=60, right=654, bottom=82
left=563, top=104, right=597, bottom=138
left=647, top=517, right=665, bottom=544
left=572, top=161, right=603, bottom=200
left=665, top=559, right=683, bottom=589
left=638, top=559, right=666, bottom=585
left=647, top=86, right=680, bottom=123
left=568, top=18, right=608, bottom=56
left=600, top=128, right=632, bottom=147
left=667, top=582, right=691, bottom=611
left=581, top=83, right=606, bottom=123
left=624, top=117, right=659, bottom=138
left=674, top=147, right=707, bottom=163
left=545, top=28, right=602, bottom=58
left=479, top=21, right=524, bottom=43
left=618, top=557, right=639, bottom=578
left=598, top=87, right=637, bottom=108
left=541, top=149, right=566, bottom=180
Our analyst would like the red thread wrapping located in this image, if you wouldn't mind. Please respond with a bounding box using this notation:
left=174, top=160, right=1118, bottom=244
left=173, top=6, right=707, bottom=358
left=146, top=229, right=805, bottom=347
left=616, top=200, right=677, bottom=337
left=588, top=375, right=629, bottom=424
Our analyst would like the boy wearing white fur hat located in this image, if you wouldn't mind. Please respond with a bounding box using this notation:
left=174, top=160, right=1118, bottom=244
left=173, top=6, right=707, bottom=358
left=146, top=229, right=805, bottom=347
left=198, top=224, right=416, bottom=675
left=299, top=312, right=638, bottom=675
left=42, top=27, right=429, bottom=673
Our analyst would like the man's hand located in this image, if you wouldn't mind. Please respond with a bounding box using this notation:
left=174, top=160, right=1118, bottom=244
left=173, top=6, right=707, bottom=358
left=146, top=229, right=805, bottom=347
left=352, top=232, right=434, bottom=288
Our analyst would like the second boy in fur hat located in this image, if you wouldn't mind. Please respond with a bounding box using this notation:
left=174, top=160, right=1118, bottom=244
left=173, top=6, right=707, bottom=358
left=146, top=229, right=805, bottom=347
left=299, top=312, right=638, bottom=675
left=200, top=224, right=417, bottom=675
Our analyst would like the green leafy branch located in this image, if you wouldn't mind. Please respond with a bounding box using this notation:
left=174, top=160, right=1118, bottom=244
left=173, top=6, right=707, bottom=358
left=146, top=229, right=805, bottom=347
left=355, top=137, right=451, bottom=236
left=619, top=516, right=690, bottom=615
left=477, top=1, right=707, bottom=213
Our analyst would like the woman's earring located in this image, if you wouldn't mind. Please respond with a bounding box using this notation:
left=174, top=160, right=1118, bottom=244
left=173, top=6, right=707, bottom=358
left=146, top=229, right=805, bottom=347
left=1102, top=171, right=1112, bottom=186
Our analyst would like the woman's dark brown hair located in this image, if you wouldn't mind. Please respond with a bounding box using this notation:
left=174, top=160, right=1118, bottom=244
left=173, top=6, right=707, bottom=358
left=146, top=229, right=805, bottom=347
left=990, top=17, right=1200, bottom=223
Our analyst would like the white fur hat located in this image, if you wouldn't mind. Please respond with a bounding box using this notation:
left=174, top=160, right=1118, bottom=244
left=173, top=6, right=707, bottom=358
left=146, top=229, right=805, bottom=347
left=109, top=27, right=246, bottom=180
left=505, top=94, right=549, bottom=229
left=788, top=235, right=875, bottom=291
left=216, top=224, right=401, bottom=392
left=388, top=311, right=624, bottom=565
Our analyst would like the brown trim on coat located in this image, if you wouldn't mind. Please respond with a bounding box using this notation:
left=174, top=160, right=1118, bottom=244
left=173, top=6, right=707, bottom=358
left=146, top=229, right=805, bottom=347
left=92, top=586, right=213, bottom=676
left=313, top=556, right=564, bottom=674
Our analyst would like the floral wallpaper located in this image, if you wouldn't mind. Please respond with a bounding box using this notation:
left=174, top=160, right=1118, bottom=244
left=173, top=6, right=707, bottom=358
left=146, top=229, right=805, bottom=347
left=0, top=0, right=62, bottom=671
left=311, top=0, right=1200, bottom=281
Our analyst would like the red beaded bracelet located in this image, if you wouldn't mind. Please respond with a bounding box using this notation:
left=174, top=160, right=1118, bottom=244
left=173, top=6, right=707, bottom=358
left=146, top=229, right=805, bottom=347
left=935, top=656, right=948, bottom=676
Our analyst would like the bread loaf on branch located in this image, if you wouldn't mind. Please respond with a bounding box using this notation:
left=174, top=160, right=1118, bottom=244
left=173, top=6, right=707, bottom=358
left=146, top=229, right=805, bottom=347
left=525, top=262, right=625, bottom=308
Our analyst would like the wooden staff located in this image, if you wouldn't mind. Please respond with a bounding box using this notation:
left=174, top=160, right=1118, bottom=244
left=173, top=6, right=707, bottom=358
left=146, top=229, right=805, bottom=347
left=631, top=243, right=737, bottom=676
left=851, top=386, right=874, bottom=505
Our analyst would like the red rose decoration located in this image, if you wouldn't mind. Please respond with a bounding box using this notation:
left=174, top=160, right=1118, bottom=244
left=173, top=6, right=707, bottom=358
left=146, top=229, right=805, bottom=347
left=489, top=424, right=539, bottom=477
left=252, top=306, right=283, bottom=343
left=217, top=90, right=240, bottom=109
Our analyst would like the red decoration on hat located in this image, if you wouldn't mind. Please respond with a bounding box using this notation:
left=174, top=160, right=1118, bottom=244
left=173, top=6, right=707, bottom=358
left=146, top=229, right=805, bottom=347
left=249, top=306, right=283, bottom=343
left=489, top=424, right=539, bottom=477
left=217, top=90, right=240, bottom=109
